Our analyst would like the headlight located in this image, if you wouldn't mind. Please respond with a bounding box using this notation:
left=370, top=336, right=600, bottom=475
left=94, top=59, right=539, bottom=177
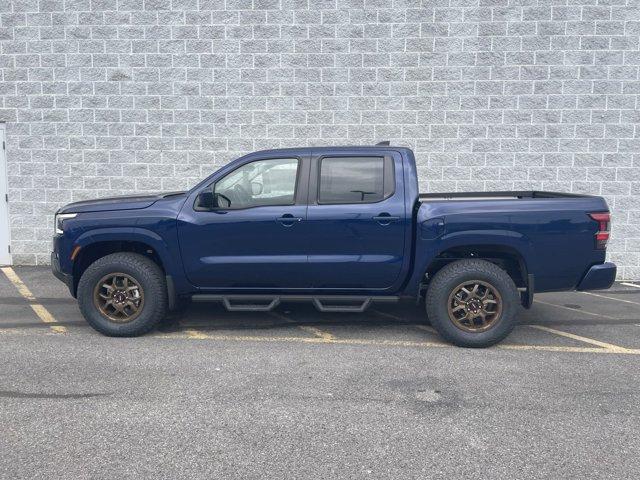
left=55, top=213, right=77, bottom=235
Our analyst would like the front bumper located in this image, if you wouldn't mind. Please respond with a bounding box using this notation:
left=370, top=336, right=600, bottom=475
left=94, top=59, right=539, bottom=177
left=576, top=262, right=616, bottom=291
left=51, top=252, right=74, bottom=296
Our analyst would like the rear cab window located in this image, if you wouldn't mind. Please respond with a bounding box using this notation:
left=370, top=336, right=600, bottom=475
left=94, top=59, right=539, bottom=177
left=318, top=156, right=394, bottom=204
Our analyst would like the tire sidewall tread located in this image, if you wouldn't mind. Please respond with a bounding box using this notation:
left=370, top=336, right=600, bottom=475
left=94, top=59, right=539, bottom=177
left=425, top=259, right=519, bottom=348
left=77, top=253, right=167, bottom=337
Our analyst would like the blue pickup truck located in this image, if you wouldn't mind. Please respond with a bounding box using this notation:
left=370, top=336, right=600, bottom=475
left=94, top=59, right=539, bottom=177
left=52, top=144, right=616, bottom=347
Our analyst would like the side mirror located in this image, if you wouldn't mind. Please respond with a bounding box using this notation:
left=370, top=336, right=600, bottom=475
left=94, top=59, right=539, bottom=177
left=195, top=190, right=214, bottom=210
left=250, top=181, right=263, bottom=196
left=195, top=189, right=232, bottom=210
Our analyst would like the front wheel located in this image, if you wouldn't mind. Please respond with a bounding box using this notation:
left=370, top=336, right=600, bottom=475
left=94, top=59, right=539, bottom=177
left=77, top=253, right=167, bottom=337
left=425, top=259, right=519, bottom=348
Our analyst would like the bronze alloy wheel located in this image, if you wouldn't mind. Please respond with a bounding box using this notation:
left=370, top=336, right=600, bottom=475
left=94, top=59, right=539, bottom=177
left=447, top=280, right=503, bottom=332
left=93, top=273, right=145, bottom=323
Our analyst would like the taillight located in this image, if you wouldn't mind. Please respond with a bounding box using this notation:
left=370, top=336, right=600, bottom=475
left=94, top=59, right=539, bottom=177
left=589, top=212, right=610, bottom=250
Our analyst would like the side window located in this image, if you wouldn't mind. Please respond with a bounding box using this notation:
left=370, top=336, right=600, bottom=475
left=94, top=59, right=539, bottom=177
left=213, top=158, right=299, bottom=209
left=318, top=156, right=393, bottom=204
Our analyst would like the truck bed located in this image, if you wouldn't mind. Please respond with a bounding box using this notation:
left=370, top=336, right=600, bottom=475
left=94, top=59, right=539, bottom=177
left=414, top=189, right=610, bottom=294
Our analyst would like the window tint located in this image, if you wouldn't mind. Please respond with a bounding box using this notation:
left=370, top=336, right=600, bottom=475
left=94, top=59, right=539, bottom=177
left=214, top=158, right=298, bottom=209
left=319, top=156, right=391, bottom=204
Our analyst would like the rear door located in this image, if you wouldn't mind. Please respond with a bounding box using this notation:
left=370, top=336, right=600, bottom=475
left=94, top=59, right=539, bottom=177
left=305, top=150, right=407, bottom=290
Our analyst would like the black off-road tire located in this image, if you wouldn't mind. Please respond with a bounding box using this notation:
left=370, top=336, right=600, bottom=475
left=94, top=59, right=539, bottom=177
left=425, top=259, right=519, bottom=348
left=77, top=253, right=167, bottom=337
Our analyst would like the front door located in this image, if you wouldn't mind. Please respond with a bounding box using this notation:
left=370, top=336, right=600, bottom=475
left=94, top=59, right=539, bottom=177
left=305, top=151, right=407, bottom=290
left=0, top=125, right=10, bottom=266
left=178, top=156, right=311, bottom=289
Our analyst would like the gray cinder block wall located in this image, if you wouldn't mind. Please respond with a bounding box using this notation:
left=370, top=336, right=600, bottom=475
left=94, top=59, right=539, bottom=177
left=0, top=0, right=639, bottom=279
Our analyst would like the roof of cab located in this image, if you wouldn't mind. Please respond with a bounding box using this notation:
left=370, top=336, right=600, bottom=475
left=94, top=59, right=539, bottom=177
left=249, top=144, right=414, bottom=157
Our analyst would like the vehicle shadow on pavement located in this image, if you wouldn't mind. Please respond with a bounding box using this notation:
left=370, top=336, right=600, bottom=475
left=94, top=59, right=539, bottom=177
left=158, top=301, right=432, bottom=333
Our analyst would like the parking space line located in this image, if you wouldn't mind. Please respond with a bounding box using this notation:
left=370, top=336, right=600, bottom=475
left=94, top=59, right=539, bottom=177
left=497, top=344, right=620, bottom=354
left=184, top=329, right=209, bottom=339
left=298, top=325, right=335, bottom=341
left=580, top=291, right=640, bottom=306
left=533, top=299, right=615, bottom=319
left=529, top=325, right=630, bottom=353
left=268, top=311, right=335, bottom=340
left=153, top=332, right=448, bottom=349
left=1, top=267, right=66, bottom=334
left=150, top=331, right=640, bottom=355
left=621, top=282, right=640, bottom=289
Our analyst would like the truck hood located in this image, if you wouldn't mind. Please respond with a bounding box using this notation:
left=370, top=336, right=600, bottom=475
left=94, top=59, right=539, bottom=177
left=58, top=192, right=186, bottom=214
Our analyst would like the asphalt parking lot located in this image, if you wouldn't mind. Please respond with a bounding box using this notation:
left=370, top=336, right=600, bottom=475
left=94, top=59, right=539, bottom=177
left=1, top=267, right=639, bottom=479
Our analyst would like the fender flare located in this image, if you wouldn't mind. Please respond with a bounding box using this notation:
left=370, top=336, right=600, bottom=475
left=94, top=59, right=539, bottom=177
left=406, top=230, right=534, bottom=297
left=74, top=227, right=181, bottom=277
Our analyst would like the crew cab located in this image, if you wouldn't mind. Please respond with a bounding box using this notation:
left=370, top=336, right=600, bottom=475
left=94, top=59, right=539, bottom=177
left=52, top=144, right=616, bottom=347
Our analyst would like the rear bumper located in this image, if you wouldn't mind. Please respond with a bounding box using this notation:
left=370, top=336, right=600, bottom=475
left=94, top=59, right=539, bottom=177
left=576, top=262, right=616, bottom=291
left=51, top=252, right=75, bottom=296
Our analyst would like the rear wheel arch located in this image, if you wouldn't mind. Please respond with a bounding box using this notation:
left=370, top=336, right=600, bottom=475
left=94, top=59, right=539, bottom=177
left=423, top=244, right=529, bottom=290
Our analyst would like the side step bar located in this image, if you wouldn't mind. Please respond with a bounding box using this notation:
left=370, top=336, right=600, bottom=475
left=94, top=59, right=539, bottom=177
left=191, top=295, right=399, bottom=313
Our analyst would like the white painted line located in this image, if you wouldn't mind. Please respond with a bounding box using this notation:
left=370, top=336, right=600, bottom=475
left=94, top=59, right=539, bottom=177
left=533, top=299, right=616, bottom=319
left=529, top=325, right=631, bottom=353
left=580, top=290, right=640, bottom=306
left=621, top=282, right=640, bottom=289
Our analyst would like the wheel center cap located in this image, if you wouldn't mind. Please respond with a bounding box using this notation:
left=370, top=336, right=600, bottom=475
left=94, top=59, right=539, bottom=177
left=467, top=299, right=482, bottom=314
left=113, top=291, right=127, bottom=304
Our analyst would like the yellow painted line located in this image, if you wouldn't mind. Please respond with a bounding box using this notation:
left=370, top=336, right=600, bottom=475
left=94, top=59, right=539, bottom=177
left=154, top=332, right=449, bottom=348
left=268, top=311, right=336, bottom=341
left=298, top=325, right=335, bottom=341
left=621, top=282, right=640, bottom=289
left=1, top=266, right=36, bottom=300
left=184, top=329, right=209, bottom=339
left=151, top=331, right=640, bottom=355
left=529, top=325, right=630, bottom=353
left=580, top=291, right=640, bottom=306
left=534, top=299, right=615, bottom=319
left=1, top=267, right=66, bottom=334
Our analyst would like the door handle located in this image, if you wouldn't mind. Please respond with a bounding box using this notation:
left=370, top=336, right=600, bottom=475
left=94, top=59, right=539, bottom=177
left=276, top=214, right=303, bottom=227
left=372, top=214, right=400, bottom=225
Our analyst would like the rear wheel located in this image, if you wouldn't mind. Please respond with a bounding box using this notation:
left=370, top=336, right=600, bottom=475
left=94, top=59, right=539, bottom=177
left=425, top=259, right=519, bottom=348
left=77, top=253, right=167, bottom=336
